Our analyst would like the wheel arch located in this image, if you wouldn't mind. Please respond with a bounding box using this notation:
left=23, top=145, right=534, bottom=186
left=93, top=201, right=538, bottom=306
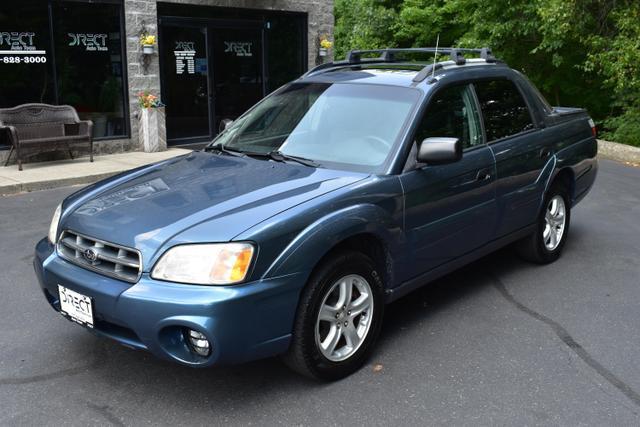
left=263, top=204, right=401, bottom=290
left=310, top=232, right=394, bottom=291
left=550, top=167, right=576, bottom=205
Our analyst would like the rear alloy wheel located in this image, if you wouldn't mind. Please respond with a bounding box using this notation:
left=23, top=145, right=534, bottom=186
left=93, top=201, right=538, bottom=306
left=543, top=195, right=567, bottom=251
left=283, top=251, right=384, bottom=380
left=517, top=183, right=571, bottom=264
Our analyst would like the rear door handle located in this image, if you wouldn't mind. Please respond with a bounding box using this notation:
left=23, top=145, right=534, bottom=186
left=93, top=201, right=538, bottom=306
left=540, top=147, right=552, bottom=159
left=476, top=168, right=492, bottom=182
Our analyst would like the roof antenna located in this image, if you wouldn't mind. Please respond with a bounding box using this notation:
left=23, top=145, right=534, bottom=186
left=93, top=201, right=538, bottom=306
left=432, top=34, right=440, bottom=79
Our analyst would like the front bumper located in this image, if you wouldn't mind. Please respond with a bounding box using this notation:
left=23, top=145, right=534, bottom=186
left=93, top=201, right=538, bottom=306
left=34, top=238, right=306, bottom=367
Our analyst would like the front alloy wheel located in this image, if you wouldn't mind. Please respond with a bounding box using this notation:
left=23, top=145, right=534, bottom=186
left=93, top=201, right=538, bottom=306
left=284, top=251, right=384, bottom=380
left=315, top=274, right=374, bottom=362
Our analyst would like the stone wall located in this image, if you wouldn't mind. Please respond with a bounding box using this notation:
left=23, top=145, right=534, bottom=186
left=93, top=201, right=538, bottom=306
left=124, top=0, right=162, bottom=154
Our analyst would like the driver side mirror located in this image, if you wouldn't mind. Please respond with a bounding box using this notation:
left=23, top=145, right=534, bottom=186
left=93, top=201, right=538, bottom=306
left=219, top=118, right=234, bottom=133
left=417, top=137, right=462, bottom=164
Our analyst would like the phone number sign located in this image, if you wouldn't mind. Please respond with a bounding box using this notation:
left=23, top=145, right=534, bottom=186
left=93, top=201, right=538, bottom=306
left=0, top=31, right=47, bottom=64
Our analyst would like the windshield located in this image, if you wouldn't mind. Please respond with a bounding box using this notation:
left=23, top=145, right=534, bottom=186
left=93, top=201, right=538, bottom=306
left=209, top=83, right=420, bottom=173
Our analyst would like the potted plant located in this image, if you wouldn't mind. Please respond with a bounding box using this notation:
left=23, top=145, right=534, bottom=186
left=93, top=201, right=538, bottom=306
left=140, top=34, right=156, bottom=55
left=319, top=37, right=333, bottom=57
left=137, top=90, right=166, bottom=153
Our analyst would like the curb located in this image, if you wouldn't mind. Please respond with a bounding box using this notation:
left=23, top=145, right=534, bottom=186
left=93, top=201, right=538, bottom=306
left=598, top=139, right=640, bottom=166
left=0, top=171, right=121, bottom=196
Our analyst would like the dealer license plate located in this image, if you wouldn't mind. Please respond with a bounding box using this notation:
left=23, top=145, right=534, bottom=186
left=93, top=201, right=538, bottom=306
left=58, top=285, right=94, bottom=327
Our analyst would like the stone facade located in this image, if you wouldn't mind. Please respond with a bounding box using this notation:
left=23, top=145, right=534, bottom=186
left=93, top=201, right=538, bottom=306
left=0, top=0, right=333, bottom=165
left=122, top=0, right=333, bottom=153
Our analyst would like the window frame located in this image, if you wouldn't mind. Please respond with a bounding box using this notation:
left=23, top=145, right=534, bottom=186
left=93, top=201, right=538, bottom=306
left=469, top=77, right=539, bottom=145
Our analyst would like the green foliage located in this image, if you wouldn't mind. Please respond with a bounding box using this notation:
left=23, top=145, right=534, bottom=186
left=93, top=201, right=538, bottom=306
left=334, top=0, right=399, bottom=59
left=334, top=0, right=640, bottom=146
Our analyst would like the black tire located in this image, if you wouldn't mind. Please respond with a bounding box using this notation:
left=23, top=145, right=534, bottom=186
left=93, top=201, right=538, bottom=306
left=517, top=182, right=572, bottom=264
left=283, top=251, right=385, bottom=381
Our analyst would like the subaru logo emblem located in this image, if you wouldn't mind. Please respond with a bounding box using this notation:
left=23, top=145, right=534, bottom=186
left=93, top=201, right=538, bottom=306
left=83, top=248, right=98, bottom=262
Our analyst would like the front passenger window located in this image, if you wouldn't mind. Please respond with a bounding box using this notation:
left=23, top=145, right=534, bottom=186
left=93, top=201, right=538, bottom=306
left=415, top=84, right=483, bottom=149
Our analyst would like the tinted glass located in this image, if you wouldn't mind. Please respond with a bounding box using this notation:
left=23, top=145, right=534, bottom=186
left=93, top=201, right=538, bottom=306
left=162, top=25, right=210, bottom=140
left=212, top=27, right=263, bottom=133
left=266, top=15, right=305, bottom=92
left=474, top=79, right=534, bottom=141
left=211, top=83, right=420, bottom=173
left=416, top=84, right=483, bottom=149
left=52, top=1, right=127, bottom=138
left=0, top=1, right=54, bottom=107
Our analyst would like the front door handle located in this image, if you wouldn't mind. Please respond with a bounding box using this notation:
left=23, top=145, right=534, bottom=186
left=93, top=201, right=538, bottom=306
left=459, top=168, right=492, bottom=188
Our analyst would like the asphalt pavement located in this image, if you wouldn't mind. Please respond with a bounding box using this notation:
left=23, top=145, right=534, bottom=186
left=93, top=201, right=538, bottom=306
left=1, top=159, right=639, bottom=426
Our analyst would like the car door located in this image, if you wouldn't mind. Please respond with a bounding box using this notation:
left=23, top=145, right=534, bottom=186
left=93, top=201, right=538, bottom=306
left=399, top=83, right=497, bottom=280
left=473, top=78, right=550, bottom=237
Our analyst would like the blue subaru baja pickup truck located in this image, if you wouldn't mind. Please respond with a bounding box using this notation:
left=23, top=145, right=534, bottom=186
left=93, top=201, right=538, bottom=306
left=34, top=48, right=597, bottom=380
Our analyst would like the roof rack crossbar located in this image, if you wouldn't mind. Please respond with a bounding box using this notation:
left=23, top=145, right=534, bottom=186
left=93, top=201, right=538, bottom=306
left=345, top=47, right=490, bottom=64
left=302, top=47, right=499, bottom=80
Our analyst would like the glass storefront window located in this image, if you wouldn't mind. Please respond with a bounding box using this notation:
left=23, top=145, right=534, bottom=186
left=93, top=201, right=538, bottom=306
left=266, top=16, right=305, bottom=93
left=0, top=0, right=127, bottom=144
left=52, top=1, right=127, bottom=139
left=0, top=1, right=54, bottom=109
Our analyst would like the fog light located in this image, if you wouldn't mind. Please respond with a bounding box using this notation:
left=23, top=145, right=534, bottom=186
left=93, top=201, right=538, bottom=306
left=185, top=329, right=211, bottom=357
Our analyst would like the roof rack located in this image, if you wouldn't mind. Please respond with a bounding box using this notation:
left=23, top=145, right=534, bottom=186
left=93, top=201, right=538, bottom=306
left=303, top=47, right=499, bottom=82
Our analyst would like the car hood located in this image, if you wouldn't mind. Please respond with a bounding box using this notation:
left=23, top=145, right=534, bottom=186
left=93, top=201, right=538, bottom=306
left=61, top=151, right=367, bottom=269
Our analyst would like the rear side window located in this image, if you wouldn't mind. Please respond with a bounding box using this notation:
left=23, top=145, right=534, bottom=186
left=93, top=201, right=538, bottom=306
left=474, top=79, right=534, bottom=141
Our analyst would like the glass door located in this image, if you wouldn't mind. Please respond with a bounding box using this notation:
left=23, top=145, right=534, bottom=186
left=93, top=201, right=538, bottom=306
left=211, top=27, right=264, bottom=134
left=161, top=24, right=211, bottom=142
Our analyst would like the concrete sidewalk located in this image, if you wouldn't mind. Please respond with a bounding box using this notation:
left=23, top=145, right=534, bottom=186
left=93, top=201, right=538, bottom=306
left=0, top=149, right=191, bottom=196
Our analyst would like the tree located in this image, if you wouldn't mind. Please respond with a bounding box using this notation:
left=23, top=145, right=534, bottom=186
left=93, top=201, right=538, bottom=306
left=334, top=0, right=640, bottom=145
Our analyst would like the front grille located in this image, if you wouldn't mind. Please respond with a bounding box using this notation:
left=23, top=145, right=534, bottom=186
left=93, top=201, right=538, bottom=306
left=57, top=230, right=142, bottom=283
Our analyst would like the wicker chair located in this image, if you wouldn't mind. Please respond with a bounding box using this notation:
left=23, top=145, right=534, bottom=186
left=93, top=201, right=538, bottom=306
left=0, top=103, right=93, bottom=171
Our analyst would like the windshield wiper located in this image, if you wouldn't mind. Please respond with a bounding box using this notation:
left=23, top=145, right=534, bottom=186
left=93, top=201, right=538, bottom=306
left=205, top=146, right=319, bottom=167
left=267, top=150, right=320, bottom=168
left=203, top=144, right=245, bottom=157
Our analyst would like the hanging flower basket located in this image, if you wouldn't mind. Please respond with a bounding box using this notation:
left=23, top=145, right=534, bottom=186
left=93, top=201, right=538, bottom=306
left=319, top=37, right=333, bottom=57
left=140, top=34, right=156, bottom=55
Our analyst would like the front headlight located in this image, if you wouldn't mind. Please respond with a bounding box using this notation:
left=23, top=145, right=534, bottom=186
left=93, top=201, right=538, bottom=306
left=151, top=243, right=255, bottom=285
left=48, top=203, right=62, bottom=244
